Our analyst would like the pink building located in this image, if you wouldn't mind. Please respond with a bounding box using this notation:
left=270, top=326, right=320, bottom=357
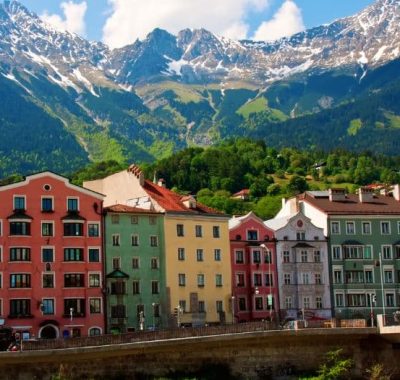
left=229, top=212, right=278, bottom=323
left=0, top=172, right=104, bottom=339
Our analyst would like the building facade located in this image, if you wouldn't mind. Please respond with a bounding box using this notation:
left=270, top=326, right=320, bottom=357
left=229, top=212, right=278, bottom=323
left=84, top=165, right=233, bottom=327
left=281, top=187, right=400, bottom=322
left=265, top=211, right=331, bottom=322
left=0, top=172, right=104, bottom=339
left=104, top=205, right=166, bottom=332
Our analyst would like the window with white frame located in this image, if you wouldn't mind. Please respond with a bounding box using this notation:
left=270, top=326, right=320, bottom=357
left=315, top=273, right=322, bottom=284
left=386, top=293, right=395, bottom=307
left=381, top=221, right=391, bottom=235
left=132, top=257, right=140, bottom=269
left=346, top=221, right=355, bottom=234
left=112, top=234, right=120, bottom=246
left=314, top=250, right=321, bottom=263
left=151, top=258, right=159, bottom=269
left=316, top=297, right=323, bottom=309
left=301, top=250, right=308, bottom=263
left=335, top=293, right=344, bottom=307
left=331, top=221, right=340, bottom=234
left=196, top=249, right=204, bottom=261
left=333, top=270, right=342, bottom=284
left=303, top=297, right=310, bottom=309
left=178, top=248, right=185, bottom=261
left=364, top=245, right=372, bottom=259
left=195, top=225, right=203, bottom=237
left=215, top=274, right=223, bottom=287
left=382, top=245, right=392, bottom=260
left=150, top=235, right=158, bottom=247
left=214, top=249, right=221, bottom=261
left=253, top=250, right=261, bottom=264
left=283, top=250, right=290, bottom=263
left=365, top=269, right=373, bottom=283
left=197, top=274, right=205, bottom=287
left=88, top=223, right=100, bottom=237
left=236, top=273, right=245, bottom=287
left=362, top=221, right=371, bottom=235
left=235, top=250, right=244, bottom=264
left=285, top=297, right=292, bottom=309
left=384, top=269, right=394, bottom=283
left=131, top=234, right=139, bottom=246
left=284, top=273, right=291, bottom=285
left=302, top=273, right=309, bottom=285
left=89, top=273, right=101, bottom=287
left=332, top=246, right=341, bottom=260
left=178, top=273, right=186, bottom=286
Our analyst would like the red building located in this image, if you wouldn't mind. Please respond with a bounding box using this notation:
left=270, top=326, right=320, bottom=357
left=0, top=172, right=104, bottom=339
left=229, top=212, right=278, bottom=323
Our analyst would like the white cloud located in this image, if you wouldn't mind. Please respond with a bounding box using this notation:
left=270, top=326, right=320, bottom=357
left=102, top=0, right=270, bottom=49
left=41, top=1, right=87, bottom=36
left=252, top=0, right=305, bottom=42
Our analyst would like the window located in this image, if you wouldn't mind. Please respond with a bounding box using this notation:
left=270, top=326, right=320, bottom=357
left=265, top=273, right=273, bottom=286
left=335, top=293, right=344, bottom=307
left=64, top=274, right=84, bottom=287
left=315, top=273, right=322, bottom=284
left=10, top=274, right=31, bottom=288
left=111, top=214, right=119, bottom=224
left=89, top=273, right=100, bottom=287
left=88, top=248, right=100, bottom=262
left=316, top=297, right=323, bottom=309
left=213, top=226, right=220, bottom=238
left=40, top=197, right=53, bottom=212
left=151, top=258, right=159, bottom=269
left=215, top=274, right=223, bottom=287
left=253, top=250, right=261, bottom=264
left=42, top=299, right=54, bottom=315
left=149, top=216, right=156, bottom=225
left=253, top=273, right=262, bottom=286
left=303, top=297, right=310, bottom=309
left=178, top=248, right=185, bottom=261
left=132, top=257, right=140, bottom=269
left=214, top=249, right=221, bottom=261
left=331, top=221, right=340, bottom=234
left=177, top=224, right=184, bottom=237
left=88, top=223, right=100, bottom=237
left=284, top=274, right=291, bottom=285
left=178, top=273, right=186, bottom=286
left=346, top=221, right=355, bottom=234
left=10, top=299, right=31, bottom=317
left=384, top=270, right=394, bottom=283
left=195, top=225, right=203, bottom=237
left=14, top=196, right=25, bottom=211
left=198, top=301, right=205, bottom=313
left=111, top=281, right=126, bottom=295
left=112, top=234, right=120, bottom=246
left=333, top=270, right=342, bottom=284
left=365, top=270, right=373, bottom=283
left=196, top=249, right=204, bottom=261
left=41, top=222, right=54, bottom=237
left=296, top=232, right=305, bottom=241
left=42, top=248, right=54, bottom=262
left=89, top=298, right=101, bottom=314
left=153, top=303, right=160, bottom=317
left=236, top=273, right=245, bottom=287
left=345, top=271, right=364, bottom=284
left=179, top=300, right=186, bottom=312
left=362, top=222, right=371, bottom=235
left=89, top=328, right=101, bottom=336
left=283, top=251, right=290, bottom=263
left=216, top=300, right=223, bottom=313
left=285, top=297, right=292, bottom=309
left=64, top=298, right=85, bottom=317
left=235, top=250, right=244, bottom=264
left=382, top=245, right=392, bottom=260
left=10, top=222, right=30, bottom=236
left=314, top=250, right=321, bottom=263
left=197, top=274, right=205, bottom=287
left=132, top=280, right=140, bottom=294
left=247, top=230, right=258, bottom=241
left=302, top=273, right=309, bottom=285
left=381, top=221, right=391, bottom=235
left=364, top=245, right=372, bottom=259
left=343, top=246, right=363, bottom=259
left=112, top=257, right=120, bottom=269
left=301, top=250, right=308, bottom=263
left=64, top=248, right=83, bottom=261
left=386, top=293, right=395, bottom=307
left=130, top=234, right=139, bottom=246
left=332, top=246, right=341, bottom=260
left=238, top=298, right=246, bottom=311
left=111, top=305, right=126, bottom=318
left=131, top=216, right=138, bottom=224
left=264, top=251, right=272, bottom=264
left=42, top=273, right=54, bottom=288
left=63, top=223, right=83, bottom=236
left=150, top=235, right=158, bottom=247
left=67, top=198, right=79, bottom=212
left=346, top=294, right=366, bottom=307
left=395, top=246, right=400, bottom=259
left=255, top=297, right=263, bottom=310
left=10, top=247, right=31, bottom=261
left=151, top=281, right=159, bottom=294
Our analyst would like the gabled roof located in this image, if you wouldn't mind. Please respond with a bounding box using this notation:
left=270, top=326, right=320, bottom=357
left=106, top=269, right=130, bottom=279
left=143, top=180, right=223, bottom=215
left=105, top=204, right=162, bottom=214
left=229, top=211, right=265, bottom=230
left=302, top=191, right=400, bottom=215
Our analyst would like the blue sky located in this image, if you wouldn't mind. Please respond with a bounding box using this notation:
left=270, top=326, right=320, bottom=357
left=18, top=0, right=375, bottom=48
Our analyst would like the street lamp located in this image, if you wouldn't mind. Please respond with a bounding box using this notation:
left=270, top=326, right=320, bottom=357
left=139, top=311, right=145, bottom=331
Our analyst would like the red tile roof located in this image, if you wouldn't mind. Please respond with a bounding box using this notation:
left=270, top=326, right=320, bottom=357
left=105, top=204, right=161, bottom=214
left=143, top=180, right=223, bottom=215
left=302, top=191, right=400, bottom=215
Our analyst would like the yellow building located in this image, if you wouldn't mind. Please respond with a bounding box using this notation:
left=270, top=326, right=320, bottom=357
left=84, top=165, right=232, bottom=326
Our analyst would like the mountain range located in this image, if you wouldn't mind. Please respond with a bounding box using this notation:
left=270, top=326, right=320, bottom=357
left=1, top=0, right=400, bottom=175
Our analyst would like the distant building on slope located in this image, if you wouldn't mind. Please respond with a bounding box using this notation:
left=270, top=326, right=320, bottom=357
left=84, top=165, right=232, bottom=327
left=0, top=172, right=104, bottom=339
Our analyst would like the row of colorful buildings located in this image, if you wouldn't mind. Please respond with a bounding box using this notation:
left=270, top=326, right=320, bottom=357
left=0, top=165, right=400, bottom=339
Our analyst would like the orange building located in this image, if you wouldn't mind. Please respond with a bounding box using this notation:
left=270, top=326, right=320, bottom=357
left=0, top=172, right=104, bottom=339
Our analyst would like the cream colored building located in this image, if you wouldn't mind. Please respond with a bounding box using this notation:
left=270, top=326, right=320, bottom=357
left=84, top=165, right=232, bottom=326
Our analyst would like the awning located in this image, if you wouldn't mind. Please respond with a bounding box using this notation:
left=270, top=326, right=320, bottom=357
left=106, top=269, right=130, bottom=279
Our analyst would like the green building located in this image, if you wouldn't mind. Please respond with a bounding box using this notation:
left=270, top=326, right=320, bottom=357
left=279, top=187, right=400, bottom=323
left=104, top=205, right=166, bottom=332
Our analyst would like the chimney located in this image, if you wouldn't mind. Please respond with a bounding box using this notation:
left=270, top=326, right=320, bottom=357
left=158, top=178, right=166, bottom=188
left=182, top=195, right=196, bottom=209
left=358, top=187, right=374, bottom=203
left=128, top=164, right=145, bottom=186
left=329, top=188, right=346, bottom=202
left=392, top=184, right=400, bottom=201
